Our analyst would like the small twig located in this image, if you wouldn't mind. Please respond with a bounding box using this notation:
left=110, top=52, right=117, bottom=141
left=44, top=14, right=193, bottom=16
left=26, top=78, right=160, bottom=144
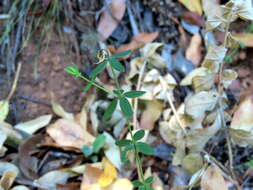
left=203, top=150, right=230, bottom=175
left=17, top=95, right=51, bottom=107
left=6, top=63, right=22, bottom=102
left=133, top=61, right=147, bottom=129
left=126, top=0, right=139, bottom=36
left=217, top=10, right=241, bottom=190
left=218, top=11, right=232, bottom=94
left=167, top=92, right=186, bottom=134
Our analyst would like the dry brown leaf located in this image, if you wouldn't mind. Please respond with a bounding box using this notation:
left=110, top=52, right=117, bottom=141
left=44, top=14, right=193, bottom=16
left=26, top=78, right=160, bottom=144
left=140, top=100, right=163, bottom=130
left=116, top=32, right=159, bottom=54
left=181, top=153, right=203, bottom=174
left=75, top=108, right=88, bottom=131
left=0, top=170, right=17, bottom=190
left=47, top=119, right=94, bottom=149
left=0, top=122, right=23, bottom=146
left=52, top=102, right=74, bottom=121
left=182, top=12, right=205, bottom=26
left=232, top=33, right=253, bottom=47
left=186, top=34, right=202, bottom=66
left=14, top=114, right=52, bottom=135
left=97, top=0, right=126, bottom=41
left=231, top=95, right=253, bottom=132
left=201, top=165, right=228, bottom=190
left=202, top=0, right=223, bottom=31
left=230, top=95, right=253, bottom=146
left=178, top=0, right=202, bottom=15
left=81, top=165, right=103, bottom=190
left=34, top=170, right=69, bottom=189
left=17, top=135, right=42, bottom=180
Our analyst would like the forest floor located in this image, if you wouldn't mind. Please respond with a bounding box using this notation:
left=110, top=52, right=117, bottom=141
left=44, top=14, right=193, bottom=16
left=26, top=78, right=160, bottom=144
left=0, top=0, right=253, bottom=189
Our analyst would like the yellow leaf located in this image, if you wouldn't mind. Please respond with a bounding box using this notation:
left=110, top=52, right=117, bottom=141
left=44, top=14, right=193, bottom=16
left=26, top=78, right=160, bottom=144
left=178, top=0, right=202, bottom=15
left=0, top=100, right=9, bottom=122
left=110, top=178, right=133, bottom=190
left=98, top=157, right=117, bottom=187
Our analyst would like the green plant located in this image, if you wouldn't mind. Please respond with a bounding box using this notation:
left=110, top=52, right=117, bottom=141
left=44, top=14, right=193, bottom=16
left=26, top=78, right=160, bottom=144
left=244, top=159, right=253, bottom=168
left=81, top=134, right=106, bottom=163
left=66, top=50, right=154, bottom=190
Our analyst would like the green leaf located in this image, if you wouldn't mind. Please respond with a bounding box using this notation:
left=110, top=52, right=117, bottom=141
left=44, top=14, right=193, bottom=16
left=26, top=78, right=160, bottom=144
left=133, top=130, right=145, bottom=141
left=102, top=99, right=118, bottom=120
left=81, top=145, right=93, bottom=157
left=116, top=139, right=132, bottom=147
left=144, top=176, right=154, bottom=184
left=83, top=83, right=93, bottom=92
left=136, top=142, right=154, bottom=155
left=132, top=180, right=143, bottom=187
left=91, top=155, right=98, bottom=163
left=90, top=60, right=107, bottom=78
left=138, top=186, right=145, bottom=190
left=224, top=56, right=233, bottom=63
left=65, top=66, right=81, bottom=77
left=109, top=58, right=125, bottom=72
left=111, top=50, right=132, bottom=58
left=0, top=100, right=9, bottom=122
left=124, top=91, right=146, bottom=98
left=119, top=97, right=133, bottom=118
left=113, top=89, right=124, bottom=96
left=244, top=160, right=253, bottom=168
left=120, top=144, right=134, bottom=163
left=145, top=185, right=154, bottom=190
left=92, top=135, right=106, bottom=153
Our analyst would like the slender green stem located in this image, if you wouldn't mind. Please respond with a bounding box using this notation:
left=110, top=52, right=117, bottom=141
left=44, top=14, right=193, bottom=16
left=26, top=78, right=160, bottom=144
left=79, top=75, right=115, bottom=97
left=6, top=63, right=22, bottom=102
left=109, top=62, right=121, bottom=90
left=127, top=121, right=145, bottom=181
left=135, top=150, right=145, bottom=181
left=109, top=62, right=145, bottom=182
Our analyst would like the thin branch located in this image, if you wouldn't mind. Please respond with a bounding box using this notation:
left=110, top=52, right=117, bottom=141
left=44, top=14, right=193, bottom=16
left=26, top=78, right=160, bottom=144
left=6, top=63, right=22, bottom=102
left=167, top=92, right=186, bottom=134
left=133, top=61, right=147, bottom=130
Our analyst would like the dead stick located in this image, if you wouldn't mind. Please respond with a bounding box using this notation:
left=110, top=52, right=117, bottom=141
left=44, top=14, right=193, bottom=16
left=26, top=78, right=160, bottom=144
left=6, top=63, right=22, bottom=102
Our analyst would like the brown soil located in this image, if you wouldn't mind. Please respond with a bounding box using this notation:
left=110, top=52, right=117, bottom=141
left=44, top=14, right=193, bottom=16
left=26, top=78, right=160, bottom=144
left=14, top=35, right=87, bottom=121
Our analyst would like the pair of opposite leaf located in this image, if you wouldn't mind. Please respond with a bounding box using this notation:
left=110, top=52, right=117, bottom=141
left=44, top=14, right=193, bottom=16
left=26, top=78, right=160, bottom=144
left=66, top=50, right=146, bottom=120
left=116, top=129, right=154, bottom=163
